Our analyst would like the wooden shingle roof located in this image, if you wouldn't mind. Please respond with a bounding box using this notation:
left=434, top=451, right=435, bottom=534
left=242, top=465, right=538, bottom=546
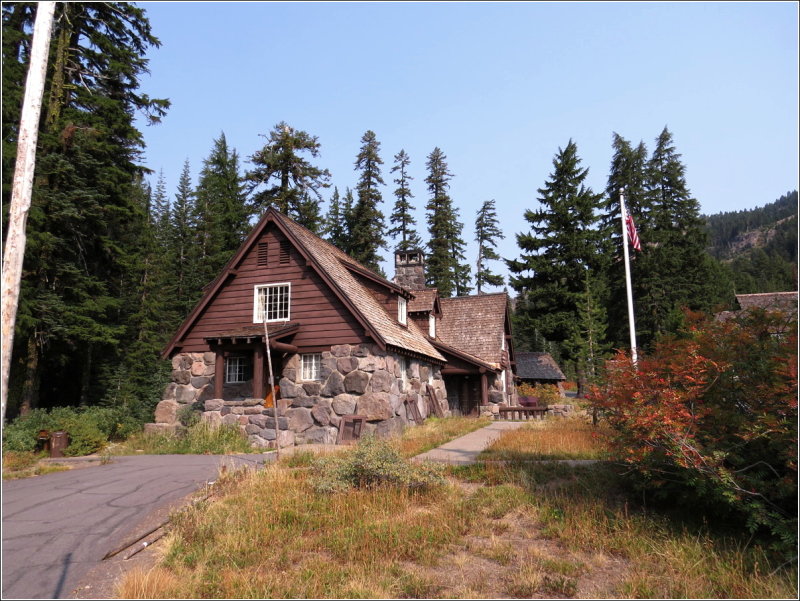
left=516, top=352, right=566, bottom=381
left=163, top=209, right=444, bottom=364
left=735, top=292, right=797, bottom=312
left=408, top=288, right=439, bottom=313
left=437, top=293, right=509, bottom=368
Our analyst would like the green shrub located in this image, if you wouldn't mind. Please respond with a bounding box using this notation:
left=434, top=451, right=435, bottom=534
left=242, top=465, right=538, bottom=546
left=2, top=405, right=139, bottom=456
left=312, top=436, right=446, bottom=494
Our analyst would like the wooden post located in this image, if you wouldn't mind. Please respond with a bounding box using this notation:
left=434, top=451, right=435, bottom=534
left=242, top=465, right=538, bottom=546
left=480, top=370, right=489, bottom=406
left=253, top=345, right=264, bottom=400
left=214, top=349, right=224, bottom=399
left=1, top=2, right=55, bottom=427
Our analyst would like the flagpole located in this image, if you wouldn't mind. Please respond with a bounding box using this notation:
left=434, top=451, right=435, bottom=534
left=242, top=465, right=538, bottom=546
left=619, top=188, right=638, bottom=367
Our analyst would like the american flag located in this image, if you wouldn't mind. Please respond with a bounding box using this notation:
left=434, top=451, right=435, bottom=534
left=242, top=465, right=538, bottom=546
left=626, top=214, right=642, bottom=251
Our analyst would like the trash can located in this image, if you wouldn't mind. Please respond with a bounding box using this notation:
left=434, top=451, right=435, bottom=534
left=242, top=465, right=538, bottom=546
left=36, top=429, right=51, bottom=453
left=49, top=431, right=69, bottom=458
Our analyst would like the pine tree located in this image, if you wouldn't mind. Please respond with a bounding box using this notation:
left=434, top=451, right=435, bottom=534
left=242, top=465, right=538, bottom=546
left=387, top=149, right=422, bottom=251
left=193, top=133, right=250, bottom=287
left=507, top=140, right=605, bottom=363
left=600, top=133, right=649, bottom=348
left=635, top=127, right=724, bottom=344
left=246, top=121, right=331, bottom=220
left=324, top=187, right=348, bottom=249
left=474, top=199, right=505, bottom=294
left=424, top=147, right=471, bottom=297
left=3, top=2, right=169, bottom=416
left=349, top=130, right=386, bottom=272
left=171, top=160, right=198, bottom=317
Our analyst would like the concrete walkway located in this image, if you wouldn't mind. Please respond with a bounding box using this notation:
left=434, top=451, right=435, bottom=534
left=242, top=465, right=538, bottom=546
left=412, top=421, right=525, bottom=465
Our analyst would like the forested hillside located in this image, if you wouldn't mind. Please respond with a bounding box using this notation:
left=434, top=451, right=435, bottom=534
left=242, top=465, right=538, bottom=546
left=704, top=191, right=797, bottom=293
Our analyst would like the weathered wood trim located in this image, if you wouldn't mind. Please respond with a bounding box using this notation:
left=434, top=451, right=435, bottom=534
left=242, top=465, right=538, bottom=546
left=214, top=349, right=224, bottom=399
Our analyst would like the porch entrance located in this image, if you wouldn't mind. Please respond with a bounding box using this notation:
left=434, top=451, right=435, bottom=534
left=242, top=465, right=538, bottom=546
left=443, top=374, right=480, bottom=417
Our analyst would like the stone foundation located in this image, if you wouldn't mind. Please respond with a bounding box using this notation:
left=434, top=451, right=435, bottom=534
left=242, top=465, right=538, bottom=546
left=150, top=344, right=450, bottom=449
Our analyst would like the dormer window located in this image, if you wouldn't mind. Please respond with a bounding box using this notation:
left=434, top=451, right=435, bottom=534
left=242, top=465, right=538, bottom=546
left=429, top=313, right=436, bottom=338
left=398, top=297, right=407, bottom=325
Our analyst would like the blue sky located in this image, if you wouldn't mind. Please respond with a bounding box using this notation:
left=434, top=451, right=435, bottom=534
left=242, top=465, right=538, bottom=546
left=135, top=1, right=799, bottom=285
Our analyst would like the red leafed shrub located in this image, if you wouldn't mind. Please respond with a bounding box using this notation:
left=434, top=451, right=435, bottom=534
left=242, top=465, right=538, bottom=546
left=588, top=308, right=797, bottom=555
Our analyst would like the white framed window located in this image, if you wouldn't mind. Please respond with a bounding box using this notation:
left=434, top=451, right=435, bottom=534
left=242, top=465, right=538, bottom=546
left=429, top=313, right=436, bottom=338
left=302, top=353, right=322, bottom=381
left=399, top=356, right=408, bottom=388
left=226, top=354, right=251, bottom=384
left=253, top=283, right=291, bottom=323
left=398, top=297, right=407, bottom=325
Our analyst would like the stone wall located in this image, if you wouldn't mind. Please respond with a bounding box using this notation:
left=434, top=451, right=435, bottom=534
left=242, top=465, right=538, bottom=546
left=151, top=344, right=449, bottom=448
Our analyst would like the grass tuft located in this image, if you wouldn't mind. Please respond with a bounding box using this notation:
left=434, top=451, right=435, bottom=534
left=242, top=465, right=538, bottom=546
left=111, top=421, right=254, bottom=455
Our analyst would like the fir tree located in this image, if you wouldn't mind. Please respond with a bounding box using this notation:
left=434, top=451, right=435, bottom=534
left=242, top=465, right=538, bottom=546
left=3, top=2, right=169, bottom=415
left=387, top=149, right=422, bottom=251
left=474, top=199, right=505, bottom=294
left=424, top=147, right=471, bottom=297
left=193, top=133, right=250, bottom=287
left=349, top=130, right=386, bottom=272
left=507, top=140, right=605, bottom=363
left=324, top=187, right=347, bottom=249
left=171, top=160, right=198, bottom=317
left=246, top=121, right=331, bottom=220
left=635, top=127, right=724, bottom=344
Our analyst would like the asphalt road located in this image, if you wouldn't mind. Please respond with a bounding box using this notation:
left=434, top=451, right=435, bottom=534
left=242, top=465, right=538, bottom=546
left=2, top=453, right=269, bottom=600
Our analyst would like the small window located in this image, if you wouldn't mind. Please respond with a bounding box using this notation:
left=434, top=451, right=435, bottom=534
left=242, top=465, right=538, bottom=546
left=399, top=356, right=408, bottom=388
left=226, top=354, right=252, bottom=384
left=429, top=313, right=436, bottom=338
left=257, top=242, right=268, bottom=266
left=302, top=353, right=322, bottom=381
left=254, top=283, right=291, bottom=323
left=398, top=297, right=407, bottom=325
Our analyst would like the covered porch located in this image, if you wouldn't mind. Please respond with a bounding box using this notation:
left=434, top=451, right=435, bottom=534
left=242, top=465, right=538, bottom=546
left=204, top=323, right=300, bottom=402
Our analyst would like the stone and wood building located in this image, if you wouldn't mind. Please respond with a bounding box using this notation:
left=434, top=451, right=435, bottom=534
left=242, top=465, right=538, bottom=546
left=151, top=208, right=515, bottom=447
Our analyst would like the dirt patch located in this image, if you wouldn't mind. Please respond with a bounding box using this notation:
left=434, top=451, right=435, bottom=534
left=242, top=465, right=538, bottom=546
left=402, top=484, right=630, bottom=599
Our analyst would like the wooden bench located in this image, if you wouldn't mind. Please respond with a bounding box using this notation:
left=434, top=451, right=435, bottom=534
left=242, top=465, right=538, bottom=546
left=497, top=406, right=549, bottom=421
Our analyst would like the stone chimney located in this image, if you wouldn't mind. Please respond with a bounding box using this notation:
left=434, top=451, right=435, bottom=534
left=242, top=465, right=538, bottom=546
left=393, top=249, right=426, bottom=289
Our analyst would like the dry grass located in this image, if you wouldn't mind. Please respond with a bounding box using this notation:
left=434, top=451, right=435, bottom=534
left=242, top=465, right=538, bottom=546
left=115, top=418, right=797, bottom=600
left=479, top=415, right=609, bottom=461
left=396, top=415, right=491, bottom=458
left=2, top=451, right=71, bottom=479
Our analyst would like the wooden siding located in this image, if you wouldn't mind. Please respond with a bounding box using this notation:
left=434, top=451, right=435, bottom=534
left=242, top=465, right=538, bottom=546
left=175, top=224, right=367, bottom=353
left=352, top=271, right=401, bottom=321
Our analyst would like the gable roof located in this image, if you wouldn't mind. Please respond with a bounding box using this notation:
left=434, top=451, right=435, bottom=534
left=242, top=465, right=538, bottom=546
left=408, top=288, right=441, bottom=315
left=437, top=292, right=510, bottom=368
left=162, top=208, right=444, bottom=364
left=516, top=352, right=566, bottom=381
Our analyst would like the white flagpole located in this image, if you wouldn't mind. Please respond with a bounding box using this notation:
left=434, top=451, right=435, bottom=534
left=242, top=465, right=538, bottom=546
left=619, top=188, right=638, bottom=366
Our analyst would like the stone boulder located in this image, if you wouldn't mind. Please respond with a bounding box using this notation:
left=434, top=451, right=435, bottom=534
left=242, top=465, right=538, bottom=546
left=344, top=370, right=370, bottom=394
left=286, top=407, right=314, bottom=432
left=154, top=400, right=178, bottom=424
left=321, top=371, right=345, bottom=397
left=357, top=393, right=393, bottom=422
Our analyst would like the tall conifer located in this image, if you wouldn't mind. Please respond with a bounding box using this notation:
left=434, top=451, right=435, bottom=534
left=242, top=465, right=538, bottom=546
left=474, top=199, right=505, bottom=294
left=349, top=130, right=386, bottom=272
left=507, top=140, right=605, bottom=364
left=246, top=122, right=330, bottom=220
left=425, top=147, right=471, bottom=297
left=387, top=149, right=422, bottom=251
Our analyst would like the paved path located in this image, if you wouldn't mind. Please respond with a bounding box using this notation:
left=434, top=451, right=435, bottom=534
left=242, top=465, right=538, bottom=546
left=412, top=421, right=525, bottom=465
left=1, top=453, right=268, bottom=600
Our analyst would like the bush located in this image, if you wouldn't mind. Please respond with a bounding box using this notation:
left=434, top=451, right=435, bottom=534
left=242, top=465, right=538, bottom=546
left=589, top=309, right=797, bottom=557
left=2, top=405, right=140, bottom=456
left=516, top=382, right=562, bottom=404
left=312, top=436, right=446, bottom=494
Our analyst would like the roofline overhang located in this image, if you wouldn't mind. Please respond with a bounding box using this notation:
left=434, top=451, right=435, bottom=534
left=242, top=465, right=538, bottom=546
left=431, top=339, right=498, bottom=372
left=342, top=261, right=415, bottom=300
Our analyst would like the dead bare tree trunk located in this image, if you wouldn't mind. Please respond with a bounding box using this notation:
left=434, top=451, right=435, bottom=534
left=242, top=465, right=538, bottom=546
left=1, top=2, right=56, bottom=428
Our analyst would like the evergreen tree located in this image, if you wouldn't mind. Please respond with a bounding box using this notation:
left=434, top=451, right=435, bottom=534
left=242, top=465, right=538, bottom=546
left=323, top=187, right=348, bottom=248
left=3, top=2, right=169, bottom=416
left=387, top=149, right=422, bottom=251
left=349, top=130, right=387, bottom=272
left=600, top=133, right=649, bottom=348
left=171, top=160, right=198, bottom=317
left=635, top=127, right=725, bottom=344
left=246, top=121, right=331, bottom=220
left=193, top=133, right=250, bottom=287
left=296, top=191, right=324, bottom=234
left=424, top=147, right=471, bottom=297
left=507, top=140, right=605, bottom=364
left=474, top=199, right=505, bottom=294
